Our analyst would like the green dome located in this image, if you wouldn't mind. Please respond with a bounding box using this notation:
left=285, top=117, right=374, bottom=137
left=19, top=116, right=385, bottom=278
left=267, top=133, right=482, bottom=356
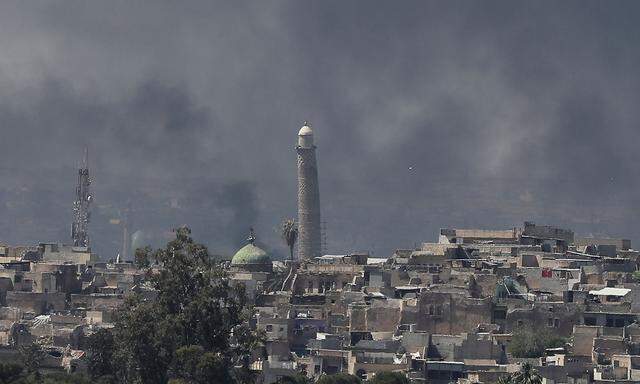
left=231, top=243, right=272, bottom=265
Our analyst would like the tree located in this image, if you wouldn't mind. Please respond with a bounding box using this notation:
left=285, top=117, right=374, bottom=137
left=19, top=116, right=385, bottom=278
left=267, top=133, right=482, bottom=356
left=496, top=375, right=513, bottom=384
left=96, top=227, right=262, bottom=384
left=0, top=366, right=96, bottom=384
left=0, top=363, right=23, bottom=384
left=86, top=328, right=114, bottom=380
left=511, top=362, right=542, bottom=384
left=275, top=374, right=311, bottom=384
left=172, top=345, right=232, bottom=384
left=316, top=373, right=361, bottom=384
left=281, top=219, right=298, bottom=262
left=368, top=372, right=409, bottom=384
left=38, top=373, right=92, bottom=384
left=508, top=327, right=564, bottom=358
left=496, top=362, right=543, bottom=384
left=134, top=246, right=152, bottom=269
left=280, top=219, right=298, bottom=291
left=19, top=343, right=43, bottom=376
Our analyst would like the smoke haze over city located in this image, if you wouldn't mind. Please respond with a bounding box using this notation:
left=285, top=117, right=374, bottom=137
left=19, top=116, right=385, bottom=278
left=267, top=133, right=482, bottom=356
left=1, top=1, right=639, bottom=259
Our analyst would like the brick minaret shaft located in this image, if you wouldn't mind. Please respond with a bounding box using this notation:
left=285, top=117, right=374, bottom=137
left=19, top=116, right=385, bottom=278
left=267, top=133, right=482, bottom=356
left=296, top=122, right=321, bottom=260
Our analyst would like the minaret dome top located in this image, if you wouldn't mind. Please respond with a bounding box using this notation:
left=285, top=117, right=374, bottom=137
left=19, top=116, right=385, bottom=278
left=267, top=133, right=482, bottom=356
left=298, top=121, right=313, bottom=136
left=298, top=121, right=314, bottom=147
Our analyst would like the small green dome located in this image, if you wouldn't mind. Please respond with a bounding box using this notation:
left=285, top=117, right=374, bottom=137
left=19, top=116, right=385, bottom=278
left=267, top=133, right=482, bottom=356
left=231, top=243, right=272, bottom=265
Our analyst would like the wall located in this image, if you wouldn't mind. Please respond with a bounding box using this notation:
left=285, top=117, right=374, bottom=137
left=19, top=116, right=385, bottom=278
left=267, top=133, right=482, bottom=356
left=417, top=292, right=492, bottom=335
left=5, top=292, right=66, bottom=314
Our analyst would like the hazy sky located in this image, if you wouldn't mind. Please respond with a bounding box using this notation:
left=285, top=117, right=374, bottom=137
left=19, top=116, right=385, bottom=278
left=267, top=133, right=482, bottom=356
left=1, top=1, right=639, bottom=259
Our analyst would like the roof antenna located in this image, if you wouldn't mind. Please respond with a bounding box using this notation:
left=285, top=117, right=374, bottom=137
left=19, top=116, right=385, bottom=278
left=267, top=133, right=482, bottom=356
left=247, top=227, right=256, bottom=245
left=83, top=146, right=89, bottom=168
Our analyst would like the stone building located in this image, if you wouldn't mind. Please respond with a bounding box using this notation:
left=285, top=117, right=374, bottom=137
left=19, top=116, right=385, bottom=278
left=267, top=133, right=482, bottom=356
left=296, top=122, right=321, bottom=260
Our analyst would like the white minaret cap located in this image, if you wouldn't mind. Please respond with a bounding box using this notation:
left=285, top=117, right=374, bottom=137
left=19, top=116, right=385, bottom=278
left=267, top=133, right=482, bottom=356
left=298, top=122, right=313, bottom=136
left=298, top=121, right=314, bottom=147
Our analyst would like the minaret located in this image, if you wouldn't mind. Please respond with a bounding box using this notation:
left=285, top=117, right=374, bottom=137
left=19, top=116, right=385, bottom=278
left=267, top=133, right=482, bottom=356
left=297, top=122, right=321, bottom=260
left=72, top=147, right=92, bottom=248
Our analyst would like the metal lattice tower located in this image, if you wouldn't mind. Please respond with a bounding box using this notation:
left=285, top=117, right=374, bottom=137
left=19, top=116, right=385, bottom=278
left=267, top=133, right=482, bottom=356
left=321, top=220, right=328, bottom=256
left=71, top=148, right=92, bottom=248
left=296, top=121, right=322, bottom=260
left=121, top=202, right=132, bottom=261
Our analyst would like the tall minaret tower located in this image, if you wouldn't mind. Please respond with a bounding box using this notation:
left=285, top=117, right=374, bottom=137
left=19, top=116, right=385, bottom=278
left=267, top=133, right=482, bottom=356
left=72, top=147, right=92, bottom=248
left=297, top=122, right=322, bottom=260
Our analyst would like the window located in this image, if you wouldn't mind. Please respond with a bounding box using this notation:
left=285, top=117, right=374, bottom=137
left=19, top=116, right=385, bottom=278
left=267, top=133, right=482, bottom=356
left=265, top=325, right=273, bottom=332
left=547, top=318, right=554, bottom=327
left=606, top=295, right=620, bottom=302
left=585, top=317, right=597, bottom=326
left=554, top=319, right=560, bottom=328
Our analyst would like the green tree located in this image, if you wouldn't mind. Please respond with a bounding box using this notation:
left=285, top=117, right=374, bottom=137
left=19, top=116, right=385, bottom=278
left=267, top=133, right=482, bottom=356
left=511, top=362, right=542, bottom=384
left=316, top=373, right=361, bottom=384
left=105, top=227, right=261, bottom=384
left=134, top=246, right=152, bottom=269
left=496, top=375, right=513, bottom=384
left=38, top=373, right=92, bottom=384
left=280, top=219, right=299, bottom=291
left=0, top=367, right=95, bottom=384
left=19, top=343, right=43, bottom=376
left=508, top=327, right=564, bottom=358
left=172, top=345, right=232, bottom=384
left=0, top=363, right=23, bottom=384
left=281, top=219, right=298, bottom=262
left=86, top=328, right=114, bottom=379
left=368, top=372, right=409, bottom=384
left=275, top=374, right=311, bottom=384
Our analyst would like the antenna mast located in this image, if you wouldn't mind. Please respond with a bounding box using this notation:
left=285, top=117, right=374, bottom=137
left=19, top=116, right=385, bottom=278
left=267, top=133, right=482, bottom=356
left=72, top=147, right=92, bottom=247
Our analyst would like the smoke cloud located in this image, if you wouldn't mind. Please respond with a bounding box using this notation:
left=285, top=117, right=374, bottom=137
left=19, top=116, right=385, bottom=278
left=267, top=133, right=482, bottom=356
left=0, top=1, right=639, bottom=258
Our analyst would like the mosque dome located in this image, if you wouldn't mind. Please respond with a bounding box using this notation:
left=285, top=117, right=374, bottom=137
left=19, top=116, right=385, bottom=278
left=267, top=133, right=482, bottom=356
left=230, top=228, right=272, bottom=267
left=231, top=243, right=271, bottom=265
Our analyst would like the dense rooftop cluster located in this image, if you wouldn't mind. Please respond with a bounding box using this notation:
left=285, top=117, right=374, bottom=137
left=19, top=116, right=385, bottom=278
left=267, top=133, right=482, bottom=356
left=1, top=221, right=639, bottom=383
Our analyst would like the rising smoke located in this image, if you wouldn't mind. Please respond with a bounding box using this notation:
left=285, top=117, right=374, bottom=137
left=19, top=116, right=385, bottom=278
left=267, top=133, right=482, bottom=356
left=0, top=1, right=639, bottom=258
